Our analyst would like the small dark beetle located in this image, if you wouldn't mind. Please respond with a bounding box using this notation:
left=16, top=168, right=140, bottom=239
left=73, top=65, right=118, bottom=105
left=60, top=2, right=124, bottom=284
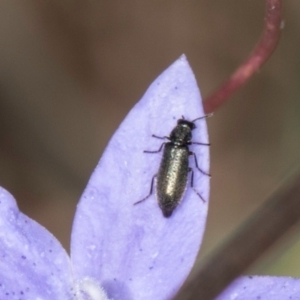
left=135, top=115, right=211, bottom=217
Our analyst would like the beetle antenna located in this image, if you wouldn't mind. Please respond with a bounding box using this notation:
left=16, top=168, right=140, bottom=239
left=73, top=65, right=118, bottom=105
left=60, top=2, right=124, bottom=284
left=192, top=113, right=213, bottom=123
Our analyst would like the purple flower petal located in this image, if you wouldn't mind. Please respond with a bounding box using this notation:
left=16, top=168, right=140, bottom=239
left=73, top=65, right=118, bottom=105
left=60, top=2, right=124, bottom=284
left=0, top=187, right=74, bottom=299
left=217, top=276, right=300, bottom=300
left=71, top=55, right=210, bottom=300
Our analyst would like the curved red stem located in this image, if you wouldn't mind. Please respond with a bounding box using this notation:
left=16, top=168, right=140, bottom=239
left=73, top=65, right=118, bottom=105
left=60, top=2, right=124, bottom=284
left=204, top=0, right=283, bottom=114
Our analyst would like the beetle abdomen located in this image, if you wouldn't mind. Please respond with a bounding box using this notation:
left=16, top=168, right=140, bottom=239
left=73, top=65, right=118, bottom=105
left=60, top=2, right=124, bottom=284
left=157, top=143, right=189, bottom=217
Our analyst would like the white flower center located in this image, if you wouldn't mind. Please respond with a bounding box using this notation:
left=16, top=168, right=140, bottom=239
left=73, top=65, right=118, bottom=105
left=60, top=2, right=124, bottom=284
left=75, top=277, right=111, bottom=300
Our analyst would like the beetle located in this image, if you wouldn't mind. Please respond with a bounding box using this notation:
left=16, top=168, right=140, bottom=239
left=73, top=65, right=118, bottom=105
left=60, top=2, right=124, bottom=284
left=134, top=114, right=211, bottom=217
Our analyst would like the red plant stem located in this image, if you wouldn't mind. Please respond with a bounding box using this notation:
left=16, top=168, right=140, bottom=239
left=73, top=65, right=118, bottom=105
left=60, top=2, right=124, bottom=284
left=203, top=0, right=283, bottom=114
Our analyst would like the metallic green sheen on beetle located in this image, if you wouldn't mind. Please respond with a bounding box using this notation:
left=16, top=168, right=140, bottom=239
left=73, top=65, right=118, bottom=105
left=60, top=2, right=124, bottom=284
left=135, top=115, right=210, bottom=217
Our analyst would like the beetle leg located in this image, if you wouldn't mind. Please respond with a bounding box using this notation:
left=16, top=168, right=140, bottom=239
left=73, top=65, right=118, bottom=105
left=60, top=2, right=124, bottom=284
left=192, top=141, right=211, bottom=146
left=189, top=151, right=211, bottom=177
left=144, top=142, right=166, bottom=153
left=152, top=134, right=170, bottom=140
left=134, top=174, right=157, bottom=205
left=189, top=168, right=205, bottom=202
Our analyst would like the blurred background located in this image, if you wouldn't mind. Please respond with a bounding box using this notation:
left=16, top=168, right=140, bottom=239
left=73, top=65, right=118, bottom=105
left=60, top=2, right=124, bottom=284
left=0, top=0, right=299, bottom=282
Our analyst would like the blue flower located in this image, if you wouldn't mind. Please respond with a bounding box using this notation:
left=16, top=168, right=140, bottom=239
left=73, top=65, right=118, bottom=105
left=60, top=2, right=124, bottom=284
left=0, top=55, right=210, bottom=300
left=217, top=276, right=300, bottom=299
